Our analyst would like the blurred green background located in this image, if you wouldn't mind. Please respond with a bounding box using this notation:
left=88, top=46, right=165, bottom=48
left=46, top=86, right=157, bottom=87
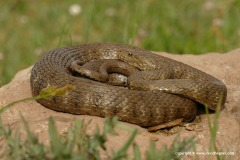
left=0, top=0, right=239, bottom=86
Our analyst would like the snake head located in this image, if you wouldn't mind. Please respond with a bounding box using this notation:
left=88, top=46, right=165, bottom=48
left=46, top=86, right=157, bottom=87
left=117, top=49, right=157, bottom=71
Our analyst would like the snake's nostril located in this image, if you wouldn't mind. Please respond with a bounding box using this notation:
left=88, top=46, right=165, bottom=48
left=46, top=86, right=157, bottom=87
left=128, top=52, right=133, bottom=56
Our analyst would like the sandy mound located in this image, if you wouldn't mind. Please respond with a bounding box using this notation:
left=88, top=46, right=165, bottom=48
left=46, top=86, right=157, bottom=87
left=0, top=49, right=239, bottom=159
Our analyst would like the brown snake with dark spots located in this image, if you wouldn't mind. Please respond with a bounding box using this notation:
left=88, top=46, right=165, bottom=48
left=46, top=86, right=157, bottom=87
left=30, top=42, right=227, bottom=127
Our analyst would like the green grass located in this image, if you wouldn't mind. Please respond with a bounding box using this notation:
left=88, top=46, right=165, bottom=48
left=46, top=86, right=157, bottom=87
left=0, top=0, right=240, bottom=85
left=0, top=115, right=196, bottom=160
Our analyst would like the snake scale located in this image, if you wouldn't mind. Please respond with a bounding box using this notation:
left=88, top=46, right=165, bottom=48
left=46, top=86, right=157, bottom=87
left=30, top=42, right=227, bottom=127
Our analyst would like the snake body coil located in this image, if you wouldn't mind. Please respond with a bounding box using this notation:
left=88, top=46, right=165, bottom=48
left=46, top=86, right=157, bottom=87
left=30, top=42, right=227, bottom=127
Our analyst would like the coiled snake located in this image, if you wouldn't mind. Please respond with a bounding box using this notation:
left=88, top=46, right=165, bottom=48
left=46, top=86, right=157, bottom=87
left=30, top=42, right=227, bottom=127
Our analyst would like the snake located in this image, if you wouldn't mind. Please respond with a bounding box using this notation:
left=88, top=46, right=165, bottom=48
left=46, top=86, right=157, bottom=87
left=30, top=42, right=227, bottom=127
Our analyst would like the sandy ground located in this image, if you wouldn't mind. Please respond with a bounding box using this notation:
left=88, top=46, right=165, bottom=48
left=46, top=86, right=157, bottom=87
left=0, top=49, right=239, bottom=159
